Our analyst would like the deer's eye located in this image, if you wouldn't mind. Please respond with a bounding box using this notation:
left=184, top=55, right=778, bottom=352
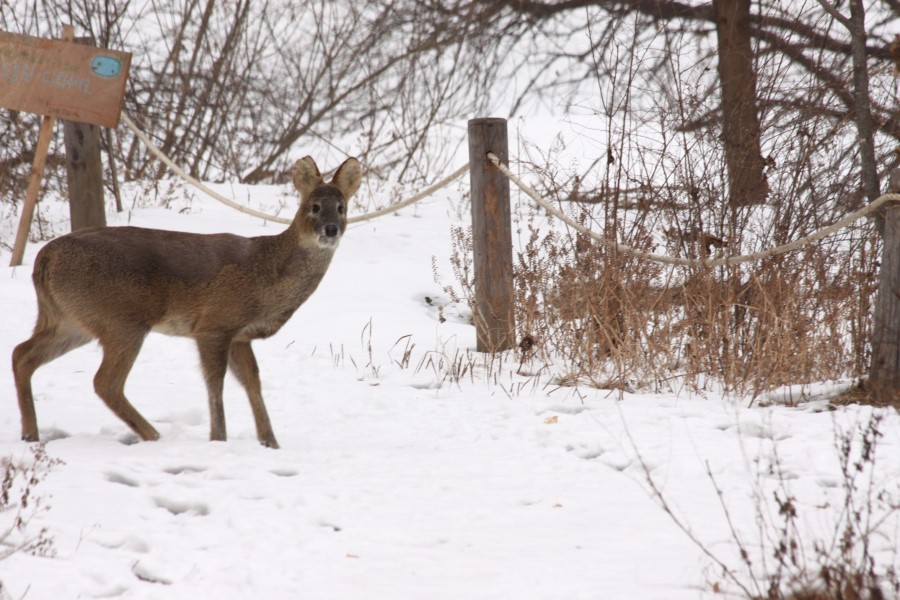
left=338, top=205, right=345, bottom=215
left=312, top=204, right=321, bottom=214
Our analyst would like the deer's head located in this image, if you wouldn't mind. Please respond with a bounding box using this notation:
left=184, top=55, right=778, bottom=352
left=292, top=156, right=361, bottom=248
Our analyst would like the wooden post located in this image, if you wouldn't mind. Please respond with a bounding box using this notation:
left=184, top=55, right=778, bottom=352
left=105, top=128, right=124, bottom=212
left=870, top=169, right=900, bottom=406
left=9, top=115, right=57, bottom=266
left=468, top=118, right=515, bottom=352
left=63, top=35, right=106, bottom=231
left=63, top=118, right=106, bottom=230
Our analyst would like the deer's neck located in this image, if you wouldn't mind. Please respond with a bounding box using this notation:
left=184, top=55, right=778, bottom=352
left=227, top=230, right=337, bottom=341
left=252, top=228, right=336, bottom=293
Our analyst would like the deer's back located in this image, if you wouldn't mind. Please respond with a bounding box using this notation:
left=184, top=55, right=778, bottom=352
left=33, top=226, right=321, bottom=339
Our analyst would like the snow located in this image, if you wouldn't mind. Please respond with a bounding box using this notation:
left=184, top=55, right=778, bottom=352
left=1, top=177, right=899, bottom=599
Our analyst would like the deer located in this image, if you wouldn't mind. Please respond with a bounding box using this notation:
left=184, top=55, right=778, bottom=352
left=12, top=156, right=361, bottom=449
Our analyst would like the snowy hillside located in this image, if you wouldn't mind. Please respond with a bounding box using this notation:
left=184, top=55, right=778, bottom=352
left=1, top=174, right=898, bottom=599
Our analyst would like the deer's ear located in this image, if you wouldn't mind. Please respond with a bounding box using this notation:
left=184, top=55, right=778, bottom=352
left=292, top=156, right=323, bottom=198
left=331, top=157, right=362, bottom=200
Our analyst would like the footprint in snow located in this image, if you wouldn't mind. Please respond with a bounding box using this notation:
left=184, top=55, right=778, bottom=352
left=105, top=471, right=141, bottom=487
left=163, top=465, right=207, bottom=476
left=601, top=452, right=637, bottom=472
left=132, top=561, right=172, bottom=585
left=317, top=520, right=342, bottom=532
left=117, top=432, right=141, bottom=446
left=270, top=468, right=298, bottom=477
left=153, top=496, right=210, bottom=517
left=565, top=443, right=605, bottom=460
left=92, top=533, right=150, bottom=553
left=40, top=427, right=70, bottom=442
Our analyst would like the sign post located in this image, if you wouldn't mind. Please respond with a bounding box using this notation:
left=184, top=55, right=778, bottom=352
left=2, top=26, right=131, bottom=266
left=0, top=28, right=131, bottom=127
left=10, top=113, right=58, bottom=267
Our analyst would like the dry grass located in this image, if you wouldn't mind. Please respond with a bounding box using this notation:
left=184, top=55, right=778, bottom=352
left=827, top=379, right=900, bottom=409
left=448, top=189, right=880, bottom=398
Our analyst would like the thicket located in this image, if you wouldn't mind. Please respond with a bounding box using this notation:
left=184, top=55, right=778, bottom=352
left=2, top=0, right=900, bottom=397
left=441, top=0, right=900, bottom=398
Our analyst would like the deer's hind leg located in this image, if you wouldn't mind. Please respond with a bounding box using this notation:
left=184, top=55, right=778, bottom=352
left=13, top=317, right=93, bottom=442
left=228, top=340, right=278, bottom=449
left=94, top=328, right=159, bottom=442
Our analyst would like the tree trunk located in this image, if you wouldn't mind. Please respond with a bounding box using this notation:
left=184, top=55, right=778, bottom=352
left=869, top=169, right=900, bottom=407
left=847, top=0, right=879, bottom=206
left=714, top=0, right=769, bottom=207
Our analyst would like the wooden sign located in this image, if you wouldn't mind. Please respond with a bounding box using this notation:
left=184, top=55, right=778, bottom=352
left=0, top=30, right=131, bottom=128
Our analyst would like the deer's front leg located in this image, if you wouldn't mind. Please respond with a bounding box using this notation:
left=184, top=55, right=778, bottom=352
left=228, top=340, right=279, bottom=449
left=197, top=334, right=232, bottom=442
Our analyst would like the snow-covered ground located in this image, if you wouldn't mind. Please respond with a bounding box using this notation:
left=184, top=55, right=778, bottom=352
left=1, top=172, right=898, bottom=599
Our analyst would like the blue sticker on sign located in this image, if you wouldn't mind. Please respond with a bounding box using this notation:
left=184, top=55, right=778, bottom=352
left=90, top=56, right=122, bottom=78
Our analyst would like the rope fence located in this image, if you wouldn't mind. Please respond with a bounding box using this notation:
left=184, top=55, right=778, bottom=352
left=122, top=114, right=899, bottom=268
left=346, top=164, right=468, bottom=225
left=122, top=114, right=293, bottom=225
left=122, top=114, right=467, bottom=226
left=485, top=152, right=900, bottom=268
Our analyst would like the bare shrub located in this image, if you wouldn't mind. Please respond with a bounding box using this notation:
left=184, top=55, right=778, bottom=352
left=673, top=242, right=876, bottom=396
left=512, top=211, right=668, bottom=390
left=433, top=0, right=891, bottom=395
left=634, top=412, right=899, bottom=599
left=442, top=154, right=876, bottom=396
left=433, top=0, right=887, bottom=395
left=0, top=443, right=61, bottom=596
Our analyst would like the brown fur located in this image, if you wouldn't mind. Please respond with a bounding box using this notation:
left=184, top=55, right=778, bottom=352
left=12, top=156, right=362, bottom=449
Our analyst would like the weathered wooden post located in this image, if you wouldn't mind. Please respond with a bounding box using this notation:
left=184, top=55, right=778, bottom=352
left=468, top=118, right=515, bottom=352
left=870, top=169, right=900, bottom=406
left=63, top=117, right=106, bottom=230
left=9, top=115, right=57, bottom=267
left=63, top=36, right=106, bottom=231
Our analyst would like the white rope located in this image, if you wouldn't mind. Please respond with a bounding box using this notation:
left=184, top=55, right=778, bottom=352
left=121, top=113, right=467, bottom=226
left=120, top=113, right=898, bottom=265
left=487, top=152, right=900, bottom=267
left=122, top=113, right=293, bottom=224
left=347, top=164, right=468, bottom=224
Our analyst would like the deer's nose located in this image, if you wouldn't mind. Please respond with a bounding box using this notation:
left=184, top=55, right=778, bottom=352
left=324, top=224, right=339, bottom=237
